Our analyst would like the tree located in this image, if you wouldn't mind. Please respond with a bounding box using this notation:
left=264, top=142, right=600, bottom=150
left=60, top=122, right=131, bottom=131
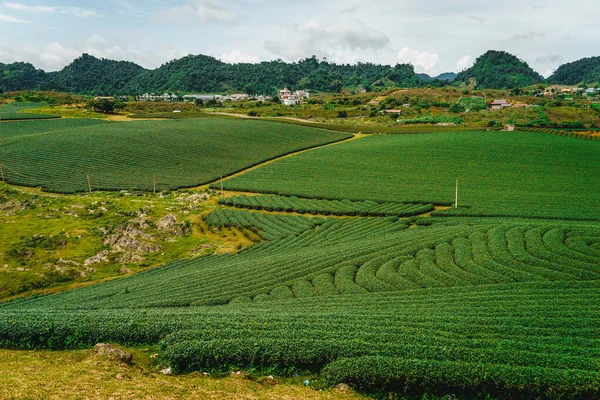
left=449, top=103, right=466, bottom=113
left=244, top=84, right=257, bottom=96
left=330, top=80, right=343, bottom=93
left=86, top=98, right=116, bottom=113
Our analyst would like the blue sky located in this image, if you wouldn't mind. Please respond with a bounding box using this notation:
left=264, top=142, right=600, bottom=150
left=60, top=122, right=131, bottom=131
left=1, top=0, right=599, bottom=77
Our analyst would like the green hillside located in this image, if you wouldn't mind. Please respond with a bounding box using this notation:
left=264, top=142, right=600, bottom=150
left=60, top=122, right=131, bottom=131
left=50, top=54, right=147, bottom=95
left=219, top=131, right=600, bottom=220
left=125, top=55, right=422, bottom=94
left=0, top=62, right=47, bottom=92
left=0, top=118, right=350, bottom=193
left=1, top=54, right=425, bottom=95
left=1, top=209, right=599, bottom=398
left=455, top=50, right=544, bottom=89
left=548, top=56, right=600, bottom=85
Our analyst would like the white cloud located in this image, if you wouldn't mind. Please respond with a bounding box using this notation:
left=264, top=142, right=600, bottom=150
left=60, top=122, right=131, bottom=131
left=264, top=19, right=390, bottom=63
left=159, top=0, right=237, bottom=24
left=456, top=55, right=473, bottom=71
left=4, top=2, right=101, bottom=18
left=397, top=47, right=440, bottom=73
left=0, top=12, right=28, bottom=23
left=219, top=50, right=259, bottom=64
left=0, top=36, right=189, bottom=71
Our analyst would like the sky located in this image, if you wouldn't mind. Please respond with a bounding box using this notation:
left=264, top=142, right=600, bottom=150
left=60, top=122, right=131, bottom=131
left=1, top=0, right=599, bottom=77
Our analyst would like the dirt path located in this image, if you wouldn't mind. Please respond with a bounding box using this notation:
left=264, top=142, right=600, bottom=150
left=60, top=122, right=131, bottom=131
left=209, top=111, right=317, bottom=124
left=103, top=114, right=167, bottom=122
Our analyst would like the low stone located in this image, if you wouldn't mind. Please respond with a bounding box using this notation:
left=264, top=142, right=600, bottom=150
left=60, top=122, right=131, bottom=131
left=92, top=343, right=133, bottom=363
left=334, top=383, right=352, bottom=392
left=260, top=375, right=277, bottom=386
left=161, top=367, right=172, bottom=375
left=85, top=250, right=110, bottom=266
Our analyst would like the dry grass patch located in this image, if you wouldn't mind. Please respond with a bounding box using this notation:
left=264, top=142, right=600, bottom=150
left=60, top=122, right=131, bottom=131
left=0, top=349, right=367, bottom=400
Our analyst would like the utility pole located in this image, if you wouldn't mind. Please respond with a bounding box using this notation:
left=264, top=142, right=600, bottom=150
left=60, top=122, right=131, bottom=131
left=0, top=164, right=5, bottom=184
left=87, top=174, right=92, bottom=194
left=220, top=171, right=224, bottom=200
left=455, top=179, right=459, bottom=208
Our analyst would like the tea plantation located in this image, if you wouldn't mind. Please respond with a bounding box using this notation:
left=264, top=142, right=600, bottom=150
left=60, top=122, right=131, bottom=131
left=0, top=118, right=350, bottom=193
left=1, top=208, right=599, bottom=398
left=0, top=122, right=599, bottom=399
left=219, top=130, right=600, bottom=220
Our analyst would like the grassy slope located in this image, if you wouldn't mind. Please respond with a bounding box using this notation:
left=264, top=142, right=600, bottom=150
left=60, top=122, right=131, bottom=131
left=0, top=184, right=255, bottom=300
left=0, top=102, right=58, bottom=120
left=220, top=131, right=600, bottom=220
left=0, top=349, right=365, bottom=400
left=0, top=118, right=351, bottom=193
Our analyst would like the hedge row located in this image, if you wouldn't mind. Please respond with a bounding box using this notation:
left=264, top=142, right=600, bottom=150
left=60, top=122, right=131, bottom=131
left=323, top=356, right=600, bottom=399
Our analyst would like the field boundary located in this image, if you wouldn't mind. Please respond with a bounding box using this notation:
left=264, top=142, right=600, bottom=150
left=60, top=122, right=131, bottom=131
left=518, top=127, right=600, bottom=141
left=198, top=133, right=364, bottom=190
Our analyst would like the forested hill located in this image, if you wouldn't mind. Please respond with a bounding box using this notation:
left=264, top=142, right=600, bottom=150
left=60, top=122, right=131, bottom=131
left=417, top=72, right=457, bottom=82
left=454, top=50, right=544, bottom=89
left=0, top=62, right=47, bottom=92
left=50, top=54, right=147, bottom=94
left=126, top=54, right=423, bottom=94
left=4, top=51, right=598, bottom=95
left=547, top=56, right=600, bottom=85
left=0, top=53, right=425, bottom=95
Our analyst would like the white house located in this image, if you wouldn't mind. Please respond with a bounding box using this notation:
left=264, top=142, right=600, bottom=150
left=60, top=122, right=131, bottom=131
left=279, top=88, right=309, bottom=105
left=183, top=94, right=219, bottom=102
left=137, top=93, right=179, bottom=102
left=489, top=99, right=510, bottom=110
left=295, top=90, right=310, bottom=99
left=282, top=95, right=300, bottom=106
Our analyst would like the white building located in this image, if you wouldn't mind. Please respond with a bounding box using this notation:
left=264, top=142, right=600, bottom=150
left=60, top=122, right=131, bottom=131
left=183, top=94, right=219, bottom=102
left=137, top=93, right=179, bottom=102
left=489, top=99, right=510, bottom=110
left=279, top=87, right=309, bottom=105
left=282, top=96, right=300, bottom=106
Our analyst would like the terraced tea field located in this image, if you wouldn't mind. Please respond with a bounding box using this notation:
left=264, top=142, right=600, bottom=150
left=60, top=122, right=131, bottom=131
left=0, top=118, right=350, bottom=193
left=219, top=130, right=600, bottom=220
left=220, top=194, right=436, bottom=217
left=1, top=209, right=599, bottom=398
left=1, top=119, right=599, bottom=399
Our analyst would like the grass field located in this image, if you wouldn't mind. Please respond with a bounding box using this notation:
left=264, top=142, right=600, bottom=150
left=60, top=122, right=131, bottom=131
left=219, top=130, right=600, bottom=220
left=0, top=118, right=350, bottom=193
left=0, top=102, right=60, bottom=120
left=0, top=349, right=363, bottom=400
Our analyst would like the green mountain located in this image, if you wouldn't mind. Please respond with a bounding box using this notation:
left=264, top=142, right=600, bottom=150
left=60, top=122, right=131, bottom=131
left=124, top=54, right=423, bottom=94
left=436, top=72, right=458, bottom=82
left=547, top=56, right=600, bottom=85
left=417, top=72, right=457, bottom=82
left=0, top=54, right=426, bottom=95
left=50, top=54, right=147, bottom=95
left=0, top=50, right=559, bottom=95
left=0, top=62, right=47, bottom=92
left=455, top=50, right=544, bottom=89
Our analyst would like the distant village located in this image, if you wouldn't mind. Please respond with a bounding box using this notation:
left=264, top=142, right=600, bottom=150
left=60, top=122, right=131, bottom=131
left=134, top=87, right=310, bottom=106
